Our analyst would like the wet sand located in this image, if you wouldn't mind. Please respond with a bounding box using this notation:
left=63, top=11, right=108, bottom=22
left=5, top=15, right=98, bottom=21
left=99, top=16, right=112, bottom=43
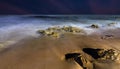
left=0, top=31, right=120, bottom=69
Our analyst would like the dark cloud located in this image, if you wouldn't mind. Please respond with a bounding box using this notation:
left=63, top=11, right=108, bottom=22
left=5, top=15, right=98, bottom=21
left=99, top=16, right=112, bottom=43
left=88, top=0, right=120, bottom=14
left=0, top=2, right=29, bottom=14
left=0, top=0, right=120, bottom=14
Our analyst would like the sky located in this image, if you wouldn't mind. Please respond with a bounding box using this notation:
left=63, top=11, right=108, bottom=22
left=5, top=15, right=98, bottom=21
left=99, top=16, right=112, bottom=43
left=0, top=0, right=120, bottom=14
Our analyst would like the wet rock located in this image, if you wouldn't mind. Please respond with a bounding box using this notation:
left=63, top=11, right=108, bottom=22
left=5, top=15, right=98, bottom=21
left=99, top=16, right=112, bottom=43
left=83, top=48, right=120, bottom=63
left=62, top=26, right=82, bottom=33
left=97, top=49, right=120, bottom=62
left=70, top=27, right=82, bottom=33
left=37, top=30, right=53, bottom=35
left=108, top=23, right=117, bottom=26
left=90, top=24, right=99, bottom=28
left=65, top=53, right=93, bottom=69
left=37, top=26, right=83, bottom=38
left=62, top=26, right=71, bottom=32
left=47, top=26, right=61, bottom=32
left=37, top=30, right=45, bottom=34
left=50, top=32, right=60, bottom=38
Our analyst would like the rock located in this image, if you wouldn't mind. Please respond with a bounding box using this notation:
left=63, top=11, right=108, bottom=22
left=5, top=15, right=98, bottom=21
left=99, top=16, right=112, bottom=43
left=70, top=27, right=82, bottom=33
left=83, top=48, right=120, bottom=63
left=65, top=53, right=93, bottom=69
left=97, top=49, right=120, bottom=62
left=108, top=23, right=117, bottom=26
left=50, top=32, right=60, bottom=38
left=47, top=26, right=61, bottom=31
left=44, top=30, right=53, bottom=35
left=37, top=30, right=54, bottom=36
left=62, top=26, right=71, bottom=32
left=75, top=54, right=93, bottom=69
left=90, top=24, right=99, bottom=28
left=62, top=26, right=83, bottom=33
left=37, top=30, right=45, bottom=34
left=37, top=26, right=83, bottom=38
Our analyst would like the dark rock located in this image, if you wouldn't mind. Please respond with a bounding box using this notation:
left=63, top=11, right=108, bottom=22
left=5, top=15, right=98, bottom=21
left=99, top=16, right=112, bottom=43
left=65, top=53, right=93, bottom=69
left=90, top=24, right=99, bottom=28
left=83, top=48, right=120, bottom=62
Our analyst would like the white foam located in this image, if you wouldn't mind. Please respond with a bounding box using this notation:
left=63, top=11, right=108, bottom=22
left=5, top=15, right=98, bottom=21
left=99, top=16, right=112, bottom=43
left=0, top=23, right=53, bottom=43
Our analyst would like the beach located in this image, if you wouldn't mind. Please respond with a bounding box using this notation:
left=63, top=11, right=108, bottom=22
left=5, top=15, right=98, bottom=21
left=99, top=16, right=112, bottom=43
left=0, top=15, right=120, bottom=69
left=0, top=29, right=120, bottom=69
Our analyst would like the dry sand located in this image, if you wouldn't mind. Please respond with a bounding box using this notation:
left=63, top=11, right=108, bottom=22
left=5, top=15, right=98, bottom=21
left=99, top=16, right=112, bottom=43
left=0, top=31, right=120, bottom=69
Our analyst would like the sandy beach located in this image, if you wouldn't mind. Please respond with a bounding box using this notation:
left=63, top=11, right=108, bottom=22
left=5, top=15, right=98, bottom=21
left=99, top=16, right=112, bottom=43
left=0, top=15, right=120, bottom=69
left=0, top=29, right=120, bottom=69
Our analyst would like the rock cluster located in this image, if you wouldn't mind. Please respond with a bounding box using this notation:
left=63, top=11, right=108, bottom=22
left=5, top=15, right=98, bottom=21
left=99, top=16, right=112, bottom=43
left=37, top=26, right=83, bottom=38
left=65, top=48, right=120, bottom=69
left=83, top=48, right=120, bottom=62
left=97, top=49, right=120, bottom=62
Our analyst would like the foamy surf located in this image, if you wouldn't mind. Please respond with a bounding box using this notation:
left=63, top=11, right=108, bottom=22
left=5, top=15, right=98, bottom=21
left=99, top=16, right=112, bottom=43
left=0, top=15, right=120, bottom=48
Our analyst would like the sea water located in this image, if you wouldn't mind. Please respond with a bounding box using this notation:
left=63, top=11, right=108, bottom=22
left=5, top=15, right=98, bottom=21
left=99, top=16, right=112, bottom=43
left=0, top=15, right=120, bottom=46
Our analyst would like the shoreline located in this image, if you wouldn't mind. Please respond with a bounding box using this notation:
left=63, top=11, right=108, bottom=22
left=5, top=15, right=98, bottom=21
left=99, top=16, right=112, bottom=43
left=0, top=32, right=120, bottom=69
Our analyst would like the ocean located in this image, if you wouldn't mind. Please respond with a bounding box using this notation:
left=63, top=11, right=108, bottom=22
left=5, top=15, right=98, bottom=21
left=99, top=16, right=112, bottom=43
left=0, top=15, right=120, bottom=45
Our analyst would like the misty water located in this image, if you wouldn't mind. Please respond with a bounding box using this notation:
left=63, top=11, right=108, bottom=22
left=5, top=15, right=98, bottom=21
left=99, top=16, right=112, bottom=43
left=0, top=15, right=120, bottom=45
left=1, top=15, right=120, bottom=69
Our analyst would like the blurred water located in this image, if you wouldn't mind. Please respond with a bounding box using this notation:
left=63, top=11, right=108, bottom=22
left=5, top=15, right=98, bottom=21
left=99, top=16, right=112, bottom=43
left=0, top=15, right=120, bottom=43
